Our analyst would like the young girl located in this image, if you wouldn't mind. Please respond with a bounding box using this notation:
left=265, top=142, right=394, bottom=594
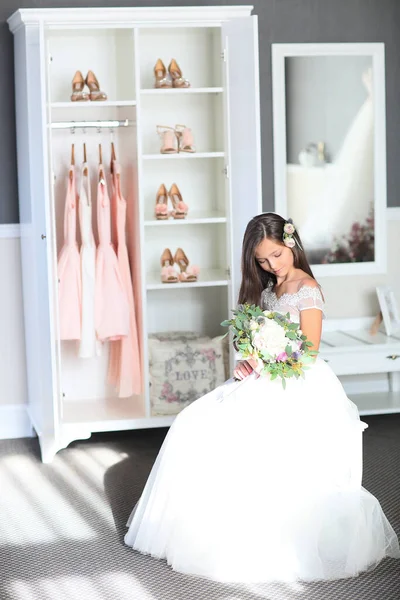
left=125, top=213, right=400, bottom=582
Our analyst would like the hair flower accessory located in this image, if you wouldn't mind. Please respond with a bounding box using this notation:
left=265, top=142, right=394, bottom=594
left=283, top=219, right=296, bottom=248
left=283, top=222, right=295, bottom=235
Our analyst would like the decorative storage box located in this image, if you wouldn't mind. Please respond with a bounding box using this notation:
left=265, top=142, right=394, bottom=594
left=149, top=335, right=227, bottom=416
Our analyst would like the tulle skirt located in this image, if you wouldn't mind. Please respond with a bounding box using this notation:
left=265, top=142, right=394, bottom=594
left=124, top=358, right=400, bottom=582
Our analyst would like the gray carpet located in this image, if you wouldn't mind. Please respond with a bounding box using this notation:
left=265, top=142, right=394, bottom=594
left=1, top=415, right=400, bottom=600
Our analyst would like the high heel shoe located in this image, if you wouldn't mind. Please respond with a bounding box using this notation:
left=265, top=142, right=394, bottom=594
left=161, top=248, right=179, bottom=283
left=175, top=125, right=196, bottom=153
left=154, top=59, right=172, bottom=88
left=155, top=184, right=169, bottom=220
left=174, top=248, right=199, bottom=282
left=157, top=125, right=178, bottom=154
left=85, top=70, right=107, bottom=101
left=168, top=59, right=190, bottom=88
left=169, top=184, right=188, bottom=219
left=71, top=71, right=89, bottom=102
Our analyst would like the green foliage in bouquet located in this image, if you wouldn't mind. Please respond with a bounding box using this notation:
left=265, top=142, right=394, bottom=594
left=221, top=304, right=318, bottom=389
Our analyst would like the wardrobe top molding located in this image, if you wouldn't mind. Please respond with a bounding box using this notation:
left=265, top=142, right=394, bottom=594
left=7, top=6, right=254, bottom=32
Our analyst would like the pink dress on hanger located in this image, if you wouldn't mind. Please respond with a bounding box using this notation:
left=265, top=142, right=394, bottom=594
left=57, top=165, right=81, bottom=340
left=108, top=161, right=142, bottom=397
left=95, top=164, right=129, bottom=342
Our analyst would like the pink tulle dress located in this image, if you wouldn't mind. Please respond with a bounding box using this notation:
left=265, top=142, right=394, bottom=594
left=108, top=161, right=142, bottom=397
left=57, top=165, right=81, bottom=340
left=95, top=164, right=129, bottom=342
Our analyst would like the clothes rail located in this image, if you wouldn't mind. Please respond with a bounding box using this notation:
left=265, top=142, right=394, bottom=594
left=51, top=119, right=133, bottom=130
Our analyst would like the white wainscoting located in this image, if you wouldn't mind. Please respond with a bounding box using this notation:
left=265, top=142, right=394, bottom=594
left=0, top=232, right=29, bottom=439
left=0, top=405, right=34, bottom=439
left=0, top=224, right=20, bottom=238
left=0, top=209, right=399, bottom=439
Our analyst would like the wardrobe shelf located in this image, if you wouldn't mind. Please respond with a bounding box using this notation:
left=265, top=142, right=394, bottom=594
left=144, top=213, right=227, bottom=226
left=63, top=397, right=145, bottom=425
left=63, top=415, right=175, bottom=432
left=142, top=152, right=225, bottom=160
left=146, top=268, right=229, bottom=290
left=62, top=398, right=175, bottom=430
left=140, top=87, right=223, bottom=95
left=50, top=100, right=137, bottom=108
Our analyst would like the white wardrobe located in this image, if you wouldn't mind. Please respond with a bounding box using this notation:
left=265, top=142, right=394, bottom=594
left=8, top=6, right=262, bottom=462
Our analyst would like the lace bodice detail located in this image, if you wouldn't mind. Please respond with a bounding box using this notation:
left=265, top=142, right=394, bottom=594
left=261, top=284, right=325, bottom=323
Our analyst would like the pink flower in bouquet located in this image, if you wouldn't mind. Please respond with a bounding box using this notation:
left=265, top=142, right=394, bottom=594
left=276, top=351, right=288, bottom=362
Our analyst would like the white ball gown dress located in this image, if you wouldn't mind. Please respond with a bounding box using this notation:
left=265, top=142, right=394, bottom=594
left=125, top=285, right=400, bottom=582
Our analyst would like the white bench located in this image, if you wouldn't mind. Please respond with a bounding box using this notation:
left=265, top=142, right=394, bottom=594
left=320, top=318, right=400, bottom=415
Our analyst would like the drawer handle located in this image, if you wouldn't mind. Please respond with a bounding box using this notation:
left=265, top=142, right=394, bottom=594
left=386, top=354, right=400, bottom=360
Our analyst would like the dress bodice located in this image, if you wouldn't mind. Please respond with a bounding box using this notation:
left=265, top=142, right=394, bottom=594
left=261, top=284, right=325, bottom=323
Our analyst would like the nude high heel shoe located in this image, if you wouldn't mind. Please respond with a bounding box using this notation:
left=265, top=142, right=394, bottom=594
left=157, top=125, right=178, bottom=154
left=168, top=184, right=188, bottom=219
left=161, top=248, right=179, bottom=283
left=154, top=59, right=172, bottom=88
left=71, top=71, right=89, bottom=102
left=174, top=248, right=199, bottom=282
left=175, top=125, right=196, bottom=153
left=155, top=184, right=169, bottom=220
left=168, top=59, right=190, bottom=88
left=85, top=70, right=107, bottom=101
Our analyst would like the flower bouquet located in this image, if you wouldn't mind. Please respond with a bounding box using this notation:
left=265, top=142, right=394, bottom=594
left=221, top=304, right=318, bottom=388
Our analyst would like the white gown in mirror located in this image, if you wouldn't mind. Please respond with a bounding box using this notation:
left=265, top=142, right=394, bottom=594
left=299, top=67, right=374, bottom=253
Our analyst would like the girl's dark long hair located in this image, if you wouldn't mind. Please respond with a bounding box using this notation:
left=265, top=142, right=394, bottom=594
left=238, top=213, right=315, bottom=305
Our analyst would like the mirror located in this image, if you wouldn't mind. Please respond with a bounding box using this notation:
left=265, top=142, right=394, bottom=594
left=272, top=43, right=387, bottom=276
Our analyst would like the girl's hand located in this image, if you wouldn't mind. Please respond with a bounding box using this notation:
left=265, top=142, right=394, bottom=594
left=233, top=358, right=260, bottom=380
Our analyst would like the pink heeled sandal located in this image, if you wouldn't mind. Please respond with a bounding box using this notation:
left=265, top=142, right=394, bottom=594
left=157, top=126, right=178, bottom=154
left=175, top=124, right=196, bottom=153
left=71, top=71, right=89, bottom=102
left=174, top=248, right=199, bottom=282
left=154, top=59, right=172, bottom=89
left=85, top=70, right=107, bottom=101
left=155, top=184, right=169, bottom=220
left=161, top=248, right=179, bottom=283
left=168, top=59, right=190, bottom=88
left=168, top=183, right=188, bottom=219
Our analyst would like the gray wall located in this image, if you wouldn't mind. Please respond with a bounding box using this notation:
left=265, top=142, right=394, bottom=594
left=1, top=0, right=399, bottom=222
left=286, top=55, right=372, bottom=164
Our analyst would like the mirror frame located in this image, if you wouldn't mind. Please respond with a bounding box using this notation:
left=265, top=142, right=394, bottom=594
left=271, top=42, right=387, bottom=277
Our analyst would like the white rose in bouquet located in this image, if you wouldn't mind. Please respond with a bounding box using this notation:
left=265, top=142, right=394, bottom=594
left=252, top=318, right=288, bottom=357
left=249, top=320, right=258, bottom=331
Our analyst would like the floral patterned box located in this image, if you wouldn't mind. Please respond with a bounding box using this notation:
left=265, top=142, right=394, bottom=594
left=149, top=335, right=227, bottom=417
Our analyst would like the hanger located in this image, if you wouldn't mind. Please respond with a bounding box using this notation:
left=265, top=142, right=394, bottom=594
left=69, top=143, right=75, bottom=182
left=83, top=143, right=88, bottom=176
left=98, top=143, right=104, bottom=181
left=110, top=141, right=116, bottom=175
left=110, top=141, right=120, bottom=179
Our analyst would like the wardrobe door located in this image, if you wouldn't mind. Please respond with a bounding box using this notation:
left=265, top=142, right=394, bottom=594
left=222, top=16, right=262, bottom=307
left=13, top=25, right=60, bottom=462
